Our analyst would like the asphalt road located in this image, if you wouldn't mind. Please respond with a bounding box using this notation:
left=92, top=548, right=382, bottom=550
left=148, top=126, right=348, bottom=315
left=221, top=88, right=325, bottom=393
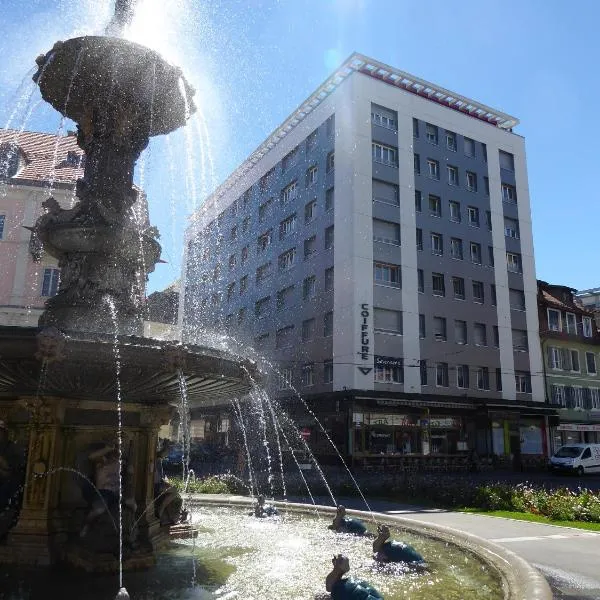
left=330, top=496, right=600, bottom=600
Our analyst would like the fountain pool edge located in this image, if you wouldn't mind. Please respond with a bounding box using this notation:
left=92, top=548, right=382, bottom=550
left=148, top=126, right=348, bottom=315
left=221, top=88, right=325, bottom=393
left=187, top=494, right=552, bottom=600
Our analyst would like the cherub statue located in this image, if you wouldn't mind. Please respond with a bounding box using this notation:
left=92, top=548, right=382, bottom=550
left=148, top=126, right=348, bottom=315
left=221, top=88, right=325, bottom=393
left=328, top=505, right=366, bottom=535
left=373, top=524, right=424, bottom=565
left=154, top=439, right=186, bottom=526
left=325, top=555, right=382, bottom=599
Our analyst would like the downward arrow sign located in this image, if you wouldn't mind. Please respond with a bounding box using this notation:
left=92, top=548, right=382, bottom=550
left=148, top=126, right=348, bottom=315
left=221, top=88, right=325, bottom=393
left=358, top=367, right=372, bottom=375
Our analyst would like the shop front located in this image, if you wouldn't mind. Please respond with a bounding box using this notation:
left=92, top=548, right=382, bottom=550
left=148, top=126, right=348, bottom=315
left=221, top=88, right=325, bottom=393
left=552, top=423, right=600, bottom=451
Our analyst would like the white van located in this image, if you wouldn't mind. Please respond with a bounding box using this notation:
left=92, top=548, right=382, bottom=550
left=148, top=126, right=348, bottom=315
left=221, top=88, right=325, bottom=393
left=549, top=444, right=600, bottom=475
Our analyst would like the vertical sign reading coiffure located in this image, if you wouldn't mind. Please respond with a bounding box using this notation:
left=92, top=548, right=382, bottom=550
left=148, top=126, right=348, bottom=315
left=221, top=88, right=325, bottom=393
left=358, top=303, right=372, bottom=375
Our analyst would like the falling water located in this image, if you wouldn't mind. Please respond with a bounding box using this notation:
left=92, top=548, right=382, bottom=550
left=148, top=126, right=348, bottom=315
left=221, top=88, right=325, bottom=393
left=177, top=77, right=198, bottom=214
left=106, top=296, right=125, bottom=591
left=230, top=398, right=256, bottom=496
left=177, top=369, right=191, bottom=484
left=1, top=68, right=37, bottom=132
left=249, top=387, right=274, bottom=498
left=35, top=359, right=49, bottom=400
left=263, top=387, right=287, bottom=501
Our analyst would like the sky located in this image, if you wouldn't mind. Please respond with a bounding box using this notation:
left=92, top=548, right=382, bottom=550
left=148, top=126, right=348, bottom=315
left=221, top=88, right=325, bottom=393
left=1, top=0, right=599, bottom=294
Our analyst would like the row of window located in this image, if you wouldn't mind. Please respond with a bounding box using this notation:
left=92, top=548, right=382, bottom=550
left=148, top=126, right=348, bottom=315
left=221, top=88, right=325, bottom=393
left=546, top=308, right=594, bottom=338
left=276, top=360, right=334, bottom=389
left=547, top=346, right=598, bottom=375
left=419, top=271, right=496, bottom=304
left=550, top=385, right=600, bottom=410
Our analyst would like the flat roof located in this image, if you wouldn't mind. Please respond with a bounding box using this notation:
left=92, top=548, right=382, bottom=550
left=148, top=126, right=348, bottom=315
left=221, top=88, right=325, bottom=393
left=192, top=52, right=519, bottom=222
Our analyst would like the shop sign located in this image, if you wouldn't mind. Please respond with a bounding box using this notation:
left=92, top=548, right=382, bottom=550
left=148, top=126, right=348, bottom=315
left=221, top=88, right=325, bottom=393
left=365, top=413, right=418, bottom=427
left=357, top=303, right=372, bottom=375
left=557, top=424, right=600, bottom=432
left=375, top=356, right=403, bottom=368
left=427, top=417, right=461, bottom=429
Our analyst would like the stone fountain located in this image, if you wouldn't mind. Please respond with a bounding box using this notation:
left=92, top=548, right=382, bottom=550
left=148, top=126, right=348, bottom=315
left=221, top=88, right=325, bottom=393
left=0, top=0, right=256, bottom=570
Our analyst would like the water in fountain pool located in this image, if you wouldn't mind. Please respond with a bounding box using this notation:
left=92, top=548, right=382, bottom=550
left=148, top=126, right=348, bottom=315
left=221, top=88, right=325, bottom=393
left=0, top=504, right=504, bottom=599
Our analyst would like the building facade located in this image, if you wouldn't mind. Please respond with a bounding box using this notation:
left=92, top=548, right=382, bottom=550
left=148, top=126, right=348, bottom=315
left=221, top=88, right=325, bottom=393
left=539, top=281, right=600, bottom=450
left=0, top=130, right=84, bottom=326
left=182, top=54, right=551, bottom=462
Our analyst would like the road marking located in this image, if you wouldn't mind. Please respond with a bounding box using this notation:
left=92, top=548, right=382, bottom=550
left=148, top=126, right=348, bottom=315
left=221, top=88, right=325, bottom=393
left=491, top=532, right=598, bottom=543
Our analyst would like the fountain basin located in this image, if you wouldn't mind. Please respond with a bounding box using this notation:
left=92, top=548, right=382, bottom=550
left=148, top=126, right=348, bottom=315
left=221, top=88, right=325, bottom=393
left=35, top=36, right=195, bottom=137
left=0, top=326, right=256, bottom=405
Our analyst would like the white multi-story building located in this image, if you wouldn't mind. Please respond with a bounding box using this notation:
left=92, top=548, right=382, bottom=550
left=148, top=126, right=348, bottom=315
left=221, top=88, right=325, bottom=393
left=182, top=54, right=552, bottom=461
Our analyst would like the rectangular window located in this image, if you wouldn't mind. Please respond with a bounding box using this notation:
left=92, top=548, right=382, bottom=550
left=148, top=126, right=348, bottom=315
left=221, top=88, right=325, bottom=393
left=325, top=187, right=334, bottom=212
left=419, top=314, right=426, bottom=339
left=436, top=362, right=449, bottom=387
left=374, top=262, right=401, bottom=287
left=488, top=246, right=495, bottom=267
left=372, top=105, right=398, bottom=129
left=449, top=200, right=461, bottom=222
left=324, top=267, right=334, bottom=292
left=373, top=179, right=399, bottom=205
left=551, top=384, right=565, bottom=406
left=433, top=316, right=447, bottom=341
left=466, top=171, right=477, bottom=192
left=373, top=219, right=400, bottom=245
left=477, top=367, right=490, bottom=390
left=306, top=165, right=318, bottom=187
left=457, top=365, right=469, bottom=389
left=432, top=273, right=445, bottom=296
left=324, top=360, right=333, bottom=384
left=228, top=254, right=237, bottom=270
left=255, top=262, right=271, bottom=284
left=427, top=159, right=440, bottom=179
left=417, top=269, right=424, bottom=293
left=446, top=131, right=457, bottom=151
left=326, top=115, right=335, bottom=137
left=0, top=214, right=6, bottom=239
left=230, top=225, right=238, bottom=240
left=582, top=316, right=593, bottom=337
left=512, top=329, right=528, bottom=352
left=326, top=151, right=335, bottom=173
left=429, top=194, right=441, bottom=217
left=416, top=228, right=423, bottom=251
left=279, top=213, right=297, bottom=239
left=276, top=326, right=295, bottom=349
left=257, top=230, right=273, bottom=252
left=515, top=371, right=531, bottom=393
left=324, top=311, right=333, bottom=337
left=496, top=368, right=503, bottom=391
left=452, top=276, right=465, bottom=300
left=474, top=323, right=487, bottom=346
left=372, top=142, right=397, bottom=166
left=304, top=235, right=316, bottom=258
left=279, top=248, right=296, bottom=270
left=431, top=232, right=443, bottom=255
left=282, top=181, right=298, bottom=204
left=415, top=190, right=422, bottom=212
left=240, top=274, right=249, bottom=293
left=485, top=210, right=492, bottom=231
left=374, top=357, right=404, bottom=384
left=464, top=137, right=475, bottom=157
left=374, top=308, right=402, bottom=334
left=260, top=169, right=274, bottom=192
left=455, top=320, right=467, bottom=345
left=305, top=200, right=317, bottom=223
left=412, top=118, right=419, bottom=138
left=491, top=284, right=497, bottom=306
left=467, top=206, right=479, bottom=227
left=493, top=326, right=500, bottom=348
left=571, top=350, right=580, bottom=372
left=278, top=367, right=293, bottom=390
left=41, top=268, right=60, bottom=297
left=547, top=346, right=562, bottom=369
left=426, top=123, right=438, bottom=144
left=303, top=275, right=316, bottom=299
left=504, top=217, right=520, bottom=239
left=237, top=306, right=245, bottom=322
left=499, top=150, right=515, bottom=171
left=502, top=183, right=517, bottom=204
left=302, top=318, right=316, bottom=341
left=484, top=176, right=490, bottom=196
left=414, top=153, right=420, bottom=174
left=450, top=237, right=463, bottom=260
left=276, top=285, right=294, bottom=310
left=255, top=296, right=270, bottom=317
left=302, top=363, right=315, bottom=386
left=324, top=225, right=334, bottom=249
left=226, top=282, right=237, bottom=301
left=282, top=147, right=299, bottom=172
left=259, top=198, right=273, bottom=222
left=420, top=360, right=428, bottom=385
left=510, top=289, right=526, bottom=311
left=472, top=281, right=484, bottom=303
left=482, top=143, right=487, bottom=162
left=565, top=312, right=577, bottom=334
left=506, top=252, right=522, bottom=273
left=470, top=242, right=482, bottom=264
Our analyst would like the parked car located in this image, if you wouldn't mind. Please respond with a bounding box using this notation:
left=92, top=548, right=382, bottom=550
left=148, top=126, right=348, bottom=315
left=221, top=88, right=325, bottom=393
left=548, top=443, right=600, bottom=475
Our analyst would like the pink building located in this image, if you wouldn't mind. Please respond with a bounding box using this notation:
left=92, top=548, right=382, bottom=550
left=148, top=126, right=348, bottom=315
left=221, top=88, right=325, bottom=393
left=0, top=129, right=84, bottom=326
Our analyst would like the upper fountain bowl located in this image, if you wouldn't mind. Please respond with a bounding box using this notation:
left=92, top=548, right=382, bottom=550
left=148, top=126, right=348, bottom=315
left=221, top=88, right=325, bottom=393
left=34, top=36, right=196, bottom=137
